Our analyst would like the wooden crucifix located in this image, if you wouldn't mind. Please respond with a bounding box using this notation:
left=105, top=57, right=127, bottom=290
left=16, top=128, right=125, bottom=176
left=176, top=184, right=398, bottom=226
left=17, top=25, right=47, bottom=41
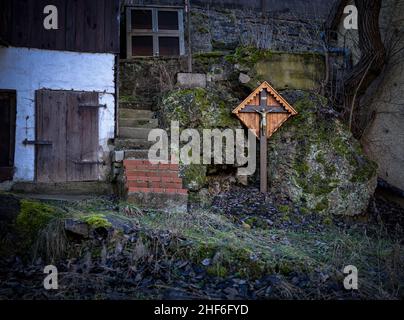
left=232, top=82, right=298, bottom=193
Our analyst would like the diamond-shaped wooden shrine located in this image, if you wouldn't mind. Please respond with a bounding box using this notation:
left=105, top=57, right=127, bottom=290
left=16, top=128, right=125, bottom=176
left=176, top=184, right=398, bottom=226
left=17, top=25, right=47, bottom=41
left=232, top=81, right=298, bottom=139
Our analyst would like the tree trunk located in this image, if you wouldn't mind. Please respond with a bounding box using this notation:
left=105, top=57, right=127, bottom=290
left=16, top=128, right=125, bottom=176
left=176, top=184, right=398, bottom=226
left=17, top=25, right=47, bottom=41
left=344, top=0, right=386, bottom=133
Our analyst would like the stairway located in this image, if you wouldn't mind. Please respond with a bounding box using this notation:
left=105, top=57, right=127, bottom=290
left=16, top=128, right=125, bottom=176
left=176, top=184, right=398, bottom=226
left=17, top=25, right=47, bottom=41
left=116, top=108, right=188, bottom=211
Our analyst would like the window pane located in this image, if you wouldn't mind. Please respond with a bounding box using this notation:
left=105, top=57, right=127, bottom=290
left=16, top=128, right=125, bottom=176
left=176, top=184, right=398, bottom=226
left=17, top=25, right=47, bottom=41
left=159, top=37, right=179, bottom=56
left=158, top=11, right=179, bottom=30
left=131, top=9, right=152, bottom=30
left=132, top=36, right=153, bottom=56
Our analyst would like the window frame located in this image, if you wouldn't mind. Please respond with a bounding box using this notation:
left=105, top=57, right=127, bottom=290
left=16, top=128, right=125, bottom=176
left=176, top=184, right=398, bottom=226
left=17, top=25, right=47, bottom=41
left=126, top=6, right=185, bottom=58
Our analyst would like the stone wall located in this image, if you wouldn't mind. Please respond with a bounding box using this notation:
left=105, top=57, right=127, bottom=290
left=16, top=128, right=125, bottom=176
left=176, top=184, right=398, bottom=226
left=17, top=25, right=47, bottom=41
left=190, top=6, right=326, bottom=54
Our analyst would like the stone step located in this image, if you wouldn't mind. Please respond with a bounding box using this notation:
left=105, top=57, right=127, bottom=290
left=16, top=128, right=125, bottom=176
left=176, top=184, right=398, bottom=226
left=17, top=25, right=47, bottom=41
left=119, top=118, right=158, bottom=128
left=124, top=149, right=150, bottom=159
left=119, top=101, right=153, bottom=110
left=126, top=191, right=188, bottom=213
left=115, top=138, right=154, bottom=150
left=119, top=108, right=154, bottom=119
left=119, top=127, right=153, bottom=139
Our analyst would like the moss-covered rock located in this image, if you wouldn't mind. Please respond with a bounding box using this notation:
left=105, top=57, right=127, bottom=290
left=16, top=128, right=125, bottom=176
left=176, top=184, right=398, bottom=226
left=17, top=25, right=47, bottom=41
left=81, top=214, right=112, bottom=229
left=180, top=164, right=208, bottom=192
left=159, top=86, right=240, bottom=194
left=159, top=86, right=240, bottom=130
left=268, top=91, right=377, bottom=216
left=16, top=200, right=61, bottom=240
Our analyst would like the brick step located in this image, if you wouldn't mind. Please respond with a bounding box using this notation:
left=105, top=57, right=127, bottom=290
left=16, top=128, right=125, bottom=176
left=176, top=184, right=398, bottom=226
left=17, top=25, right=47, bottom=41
left=126, top=175, right=182, bottom=183
left=122, top=158, right=187, bottom=212
left=115, top=138, right=154, bottom=150
left=119, top=118, right=158, bottom=128
left=119, top=127, right=153, bottom=139
left=126, top=171, right=180, bottom=179
left=128, top=187, right=187, bottom=195
left=127, top=180, right=183, bottom=189
left=120, top=108, right=153, bottom=119
left=124, top=159, right=179, bottom=170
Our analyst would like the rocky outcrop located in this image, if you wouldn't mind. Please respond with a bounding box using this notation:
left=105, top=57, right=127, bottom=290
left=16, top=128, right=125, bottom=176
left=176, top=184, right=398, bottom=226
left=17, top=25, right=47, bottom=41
left=267, top=91, right=377, bottom=216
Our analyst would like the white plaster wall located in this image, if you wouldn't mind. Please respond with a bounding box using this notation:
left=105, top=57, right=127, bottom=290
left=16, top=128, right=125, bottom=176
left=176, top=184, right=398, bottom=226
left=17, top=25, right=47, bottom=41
left=0, top=46, right=116, bottom=182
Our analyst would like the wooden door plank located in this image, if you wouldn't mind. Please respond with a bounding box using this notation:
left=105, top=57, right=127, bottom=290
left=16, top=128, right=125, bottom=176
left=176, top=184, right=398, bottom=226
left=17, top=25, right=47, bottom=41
left=66, top=91, right=99, bottom=182
left=36, top=90, right=67, bottom=183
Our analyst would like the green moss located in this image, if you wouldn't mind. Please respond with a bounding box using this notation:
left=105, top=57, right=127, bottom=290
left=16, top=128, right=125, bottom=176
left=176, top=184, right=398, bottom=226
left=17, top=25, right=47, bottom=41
left=16, top=200, right=60, bottom=240
left=314, top=198, right=329, bottom=213
left=225, top=46, right=274, bottom=67
left=244, top=216, right=269, bottom=229
left=161, top=87, right=239, bottom=129
left=294, top=160, right=310, bottom=176
left=207, top=264, right=228, bottom=277
left=182, top=164, right=207, bottom=191
left=351, top=160, right=378, bottom=183
left=300, top=207, right=310, bottom=215
left=81, top=214, right=112, bottom=229
left=278, top=205, right=290, bottom=214
left=323, top=217, right=333, bottom=225
left=197, top=27, right=209, bottom=34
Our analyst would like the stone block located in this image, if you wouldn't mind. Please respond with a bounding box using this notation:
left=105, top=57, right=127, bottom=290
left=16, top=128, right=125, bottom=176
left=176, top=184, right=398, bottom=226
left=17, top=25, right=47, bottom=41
left=177, top=73, right=207, bottom=88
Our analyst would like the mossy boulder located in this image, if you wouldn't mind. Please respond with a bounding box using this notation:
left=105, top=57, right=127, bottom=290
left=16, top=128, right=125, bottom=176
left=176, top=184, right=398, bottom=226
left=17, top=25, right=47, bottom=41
left=159, top=86, right=241, bottom=193
left=268, top=91, right=377, bottom=216
left=16, top=200, right=61, bottom=240
left=159, top=86, right=240, bottom=130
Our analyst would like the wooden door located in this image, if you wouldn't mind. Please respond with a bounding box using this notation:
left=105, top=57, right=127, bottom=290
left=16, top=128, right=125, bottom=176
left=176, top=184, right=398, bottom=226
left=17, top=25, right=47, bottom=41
left=36, top=90, right=99, bottom=183
left=0, top=91, right=16, bottom=182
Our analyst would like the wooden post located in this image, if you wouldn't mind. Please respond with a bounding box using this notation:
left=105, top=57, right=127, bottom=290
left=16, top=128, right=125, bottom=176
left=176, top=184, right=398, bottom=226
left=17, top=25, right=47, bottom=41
left=185, top=0, right=192, bottom=73
left=260, top=130, right=267, bottom=193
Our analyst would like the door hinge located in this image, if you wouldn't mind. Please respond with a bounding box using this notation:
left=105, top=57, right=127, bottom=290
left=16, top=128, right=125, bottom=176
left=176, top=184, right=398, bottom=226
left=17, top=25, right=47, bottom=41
left=78, top=103, right=107, bottom=109
left=23, top=139, right=52, bottom=146
left=72, top=160, right=105, bottom=165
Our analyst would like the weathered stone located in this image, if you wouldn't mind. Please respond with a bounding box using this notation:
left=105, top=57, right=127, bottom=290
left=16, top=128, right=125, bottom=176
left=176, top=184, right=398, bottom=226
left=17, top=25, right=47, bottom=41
left=159, top=85, right=240, bottom=130
left=113, top=150, right=125, bottom=162
left=177, top=73, right=207, bottom=88
left=236, top=174, right=249, bottom=186
left=64, top=219, right=89, bottom=238
left=238, top=73, right=251, bottom=84
left=253, top=53, right=325, bottom=90
left=267, top=91, right=377, bottom=216
left=127, top=192, right=188, bottom=213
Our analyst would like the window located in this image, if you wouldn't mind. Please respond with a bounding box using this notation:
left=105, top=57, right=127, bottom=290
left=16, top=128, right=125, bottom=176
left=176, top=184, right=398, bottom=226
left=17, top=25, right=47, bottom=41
left=126, top=7, right=185, bottom=58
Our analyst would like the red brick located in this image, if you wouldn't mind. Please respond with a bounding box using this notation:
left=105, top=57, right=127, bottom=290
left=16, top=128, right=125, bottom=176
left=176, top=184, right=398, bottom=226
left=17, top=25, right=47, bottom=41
left=129, top=187, right=150, bottom=193
left=169, top=164, right=180, bottom=170
left=127, top=181, right=148, bottom=188
left=161, top=176, right=182, bottom=183
left=149, top=182, right=162, bottom=188
left=151, top=187, right=165, bottom=193
left=161, top=182, right=183, bottom=189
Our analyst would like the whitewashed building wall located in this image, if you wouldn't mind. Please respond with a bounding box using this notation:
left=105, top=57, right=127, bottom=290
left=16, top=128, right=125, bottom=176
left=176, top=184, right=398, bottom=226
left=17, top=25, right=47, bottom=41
left=0, top=46, right=116, bottom=182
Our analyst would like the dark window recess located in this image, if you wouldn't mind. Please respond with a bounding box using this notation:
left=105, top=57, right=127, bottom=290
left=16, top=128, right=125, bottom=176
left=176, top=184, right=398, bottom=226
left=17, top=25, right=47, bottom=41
left=131, top=9, right=153, bottom=30
left=159, top=37, right=179, bottom=56
left=132, top=36, right=153, bottom=56
left=158, top=11, right=179, bottom=30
